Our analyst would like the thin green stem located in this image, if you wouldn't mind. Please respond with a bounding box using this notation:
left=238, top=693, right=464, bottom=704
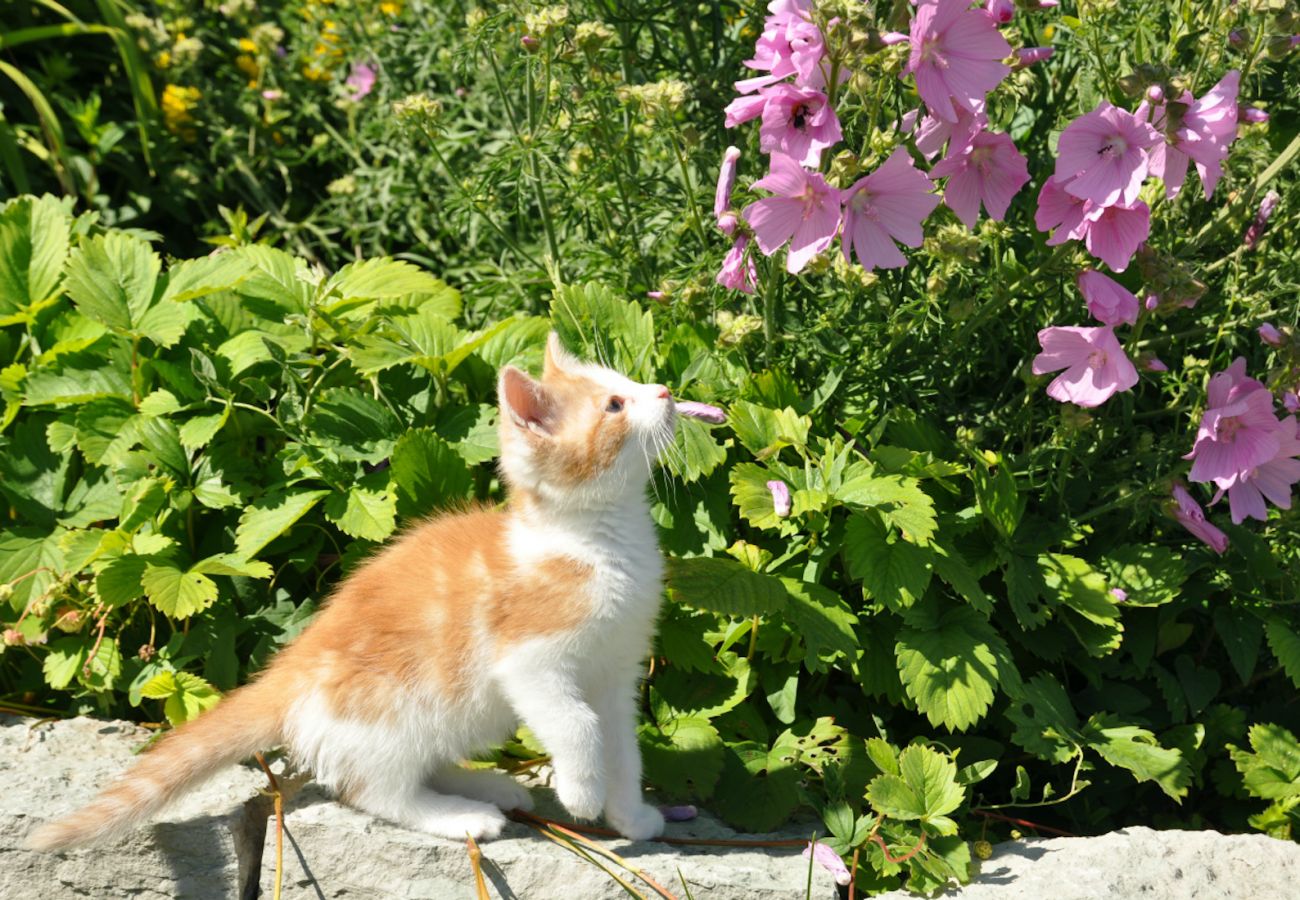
left=666, top=124, right=709, bottom=249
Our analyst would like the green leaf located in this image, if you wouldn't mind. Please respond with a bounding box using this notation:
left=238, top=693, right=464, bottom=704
left=1039, top=553, right=1123, bottom=656
left=159, top=252, right=251, bottom=303
left=1214, top=608, right=1264, bottom=685
left=639, top=716, right=725, bottom=800
left=437, top=404, right=499, bottom=465
left=971, top=463, right=1023, bottom=541
left=711, top=741, right=801, bottom=832
left=930, top=540, right=992, bottom=614
left=96, top=554, right=150, bottom=607
left=844, top=513, right=933, bottom=612
left=1265, top=617, right=1300, bottom=690
left=728, top=400, right=810, bottom=458
left=1234, top=723, right=1300, bottom=801
left=74, top=397, right=139, bottom=465
left=651, top=656, right=756, bottom=720
left=0, top=194, right=70, bottom=322
left=140, top=670, right=222, bottom=725
left=142, top=563, right=219, bottom=618
left=41, top=635, right=121, bottom=692
left=1004, top=553, right=1050, bottom=629
left=663, top=415, right=727, bottom=483
left=139, top=388, right=182, bottom=417
left=1084, top=714, right=1191, bottom=801
left=233, top=489, right=330, bottom=558
left=178, top=404, right=230, bottom=451
left=729, top=463, right=795, bottom=532
left=956, top=759, right=998, bottom=785
left=325, top=257, right=451, bottom=306
left=665, top=556, right=789, bottom=616
left=63, top=232, right=160, bottom=335
left=190, top=554, right=273, bottom=579
left=325, top=486, right=398, bottom=542
left=1098, top=545, right=1186, bottom=607
left=1006, top=673, right=1080, bottom=763
left=22, top=349, right=133, bottom=406
left=837, top=474, right=937, bottom=544
left=779, top=578, right=858, bottom=671
left=305, top=387, right=403, bottom=463
left=216, top=330, right=311, bottom=375
left=866, top=745, right=965, bottom=835
left=895, top=602, right=1004, bottom=732
left=549, top=282, right=655, bottom=379
left=390, top=428, right=473, bottom=518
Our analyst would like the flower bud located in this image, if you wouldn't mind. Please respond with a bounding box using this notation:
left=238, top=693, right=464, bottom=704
left=986, top=0, right=1015, bottom=24
left=2, top=628, right=21, bottom=647
left=1228, top=29, right=1249, bottom=49
left=1244, top=190, right=1280, bottom=250
left=660, top=804, right=698, bottom=822
left=767, top=480, right=792, bottom=517
left=717, top=211, right=739, bottom=236
left=714, top=146, right=741, bottom=221
left=1145, top=84, right=1164, bottom=104
left=1240, top=107, right=1269, bottom=124
left=1284, top=390, right=1300, bottom=414
left=1140, top=353, right=1168, bottom=372
left=1259, top=323, right=1284, bottom=347
left=1014, top=47, right=1054, bottom=67
left=520, top=34, right=540, bottom=52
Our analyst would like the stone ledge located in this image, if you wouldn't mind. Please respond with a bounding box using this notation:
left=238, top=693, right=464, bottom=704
left=2, top=715, right=835, bottom=899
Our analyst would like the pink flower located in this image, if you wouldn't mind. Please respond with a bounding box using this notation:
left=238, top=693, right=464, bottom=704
left=841, top=148, right=939, bottom=271
left=757, top=85, right=843, bottom=167
left=1032, top=325, right=1139, bottom=407
left=930, top=130, right=1029, bottom=228
left=1170, top=484, right=1229, bottom=555
left=718, top=211, right=739, bottom=236
left=913, top=106, right=986, bottom=160
left=1084, top=200, right=1150, bottom=272
left=717, top=235, right=759, bottom=293
left=724, top=93, right=769, bottom=128
left=1185, top=358, right=1284, bottom=489
left=1014, top=47, right=1055, bottom=68
left=1240, top=107, right=1269, bottom=124
left=1077, top=270, right=1139, bottom=326
left=1259, top=323, right=1284, bottom=347
left=737, top=3, right=827, bottom=93
left=803, top=842, right=851, bottom=886
left=1214, top=417, right=1300, bottom=523
left=346, top=62, right=377, bottom=101
left=905, top=0, right=1011, bottom=123
left=1142, top=354, right=1168, bottom=372
left=743, top=153, right=841, bottom=274
left=1244, top=190, right=1280, bottom=249
left=1035, top=175, right=1092, bottom=243
left=261, top=89, right=283, bottom=101
left=715, top=146, right=741, bottom=220
left=1055, top=102, right=1160, bottom=207
left=1284, top=391, right=1300, bottom=414
left=660, top=804, right=698, bottom=822
left=675, top=402, right=727, bottom=424
left=768, top=480, right=792, bottom=517
left=1146, top=70, right=1240, bottom=199
left=985, top=0, right=1015, bottom=24
left=1110, top=588, right=1128, bottom=602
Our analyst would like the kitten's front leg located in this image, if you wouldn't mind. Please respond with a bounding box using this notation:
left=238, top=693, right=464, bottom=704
left=593, top=678, right=665, bottom=841
left=496, top=663, right=606, bottom=820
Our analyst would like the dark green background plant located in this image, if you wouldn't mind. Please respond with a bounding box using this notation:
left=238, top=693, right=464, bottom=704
left=3, top=0, right=1300, bottom=895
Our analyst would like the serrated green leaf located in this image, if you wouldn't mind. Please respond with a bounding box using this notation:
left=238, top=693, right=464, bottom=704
left=390, top=427, right=473, bottom=518
left=652, top=656, right=756, bottom=719
left=728, top=400, right=810, bottom=458
left=711, top=741, right=801, bottom=832
left=1265, top=617, right=1300, bottom=690
left=139, top=388, right=182, bottom=417
left=896, top=602, right=1004, bottom=732
left=665, top=556, right=789, bottom=616
left=325, top=486, right=398, bottom=542
left=867, top=744, right=965, bottom=833
left=549, top=283, right=655, bottom=379
left=178, top=405, right=230, bottom=450
left=96, top=554, right=151, bottom=607
left=305, top=387, right=402, bottom=463
left=930, top=540, right=992, bottom=614
left=41, top=635, right=121, bottom=692
left=216, top=330, right=311, bottom=375
left=1237, top=723, right=1300, bottom=801
left=729, top=463, right=795, bottom=532
left=190, top=554, right=273, bottom=578
left=1214, top=608, right=1264, bottom=686
left=972, top=463, right=1023, bottom=541
left=1039, top=553, right=1123, bottom=656
left=779, top=578, right=858, bottom=671
left=664, top=415, right=727, bottom=483
left=837, top=474, right=937, bottom=544
left=1006, top=673, right=1080, bottom=762
left=1098, top=545, right=1186, bottom=607
left=1084, top=714, right=1191, bottom=801
left=140, top=670, right=221, bottom=725
left=844, top=512, right=933, bottom=611
left=0, top=194, right=70, bottom=322
left=1004, top=553, right=1050, bottom=629
left=142, top=563, right=219, bottom=618
left=63, top=231, right=160, bottom=335
left=234, top=489, right=330, bottom=558
left=325, top=257, right=449, bottom=306
left=639, top=716, right=725, bottom=800
left=159, top=252, right=251, bottom=303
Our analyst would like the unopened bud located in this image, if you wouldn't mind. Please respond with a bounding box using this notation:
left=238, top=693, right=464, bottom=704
left=1145, top=84, right=1164, bottom=104
left=521, top=34, right=540, bottom=52
left=1259, top=323, right=1284, bottom=348
left=767, top=480, right=792, bottom=517
left=986, top=0, right=1015, bottom=24
left=1014, top=47, right=1054, bottom=67
left=1240, top=107, right=1269, bottom=124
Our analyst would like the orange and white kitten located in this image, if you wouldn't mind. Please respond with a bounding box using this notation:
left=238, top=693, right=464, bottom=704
left=30, top=333, right=678, bottom=849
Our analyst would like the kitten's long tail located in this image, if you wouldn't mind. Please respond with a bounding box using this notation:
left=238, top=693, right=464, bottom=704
left=25, top=677, right=286, bottom=851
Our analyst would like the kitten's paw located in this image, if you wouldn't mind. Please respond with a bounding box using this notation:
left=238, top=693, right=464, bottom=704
left=607, top=803, right=665, bottom=842
left=419, top=806, right=508, bottom=841
left=557, top=778, right=606, bottom=821
left=480, top=776, right=534, bottom=812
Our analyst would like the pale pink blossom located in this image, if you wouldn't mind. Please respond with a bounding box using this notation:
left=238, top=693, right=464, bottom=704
left=905, top=0, right=1011, bottom=123
left=1077, top=270, right=1139, bottom=326
left=1032, top=325, right=1139, bottom=407
left=1110, top=588, right=1128, bottom=602
left=724, top=93, right=769, bottom=127
left=1055, top=102, right=1160, bottom=207
left=1241, top=107, right=1269, bottom=124
left=1014, top=47, right=1055, bottom=68
left=737, top=2, right=827, bottom=93
left=715, top=146, right=741, bottom=220
left=718, top=211, right=739, bottom=236
left=1035, top=175, right=1092, bottom=244
left=757, top=85, right=843, bottom=167
left=985, top=0, right=1015, bottom=24
left=1141, top=354, right=1168, bottom=372
left=1284, top=391, right=1300, bottom=414
left=1170, top=483, right=1229, bottom=554
left=929, top=130, right=1029, bottom=228
left=1259, top=323, right=1284, bottom=347
left=1185, top=358, right=1284, bottom=489
left=1146, top=71, right=1240, bottom=199
left=346, top=62, right=377, bottom=101
left=1083, top=200, right=1150, bottom=272
left=841, top=148, right=940, bottom=271
left=717, top=235, right=759, bottom=293
left=675, top=402, right=727, bottom=424
left=803, top=842, right=851, bottom=887
left=768, top=480, right=792, bottom=517
left=913, top=107, right=986, bottom=160
left=742, top=152, right=842, bottom=273
left=1213, top=417, right=1300, bottom=523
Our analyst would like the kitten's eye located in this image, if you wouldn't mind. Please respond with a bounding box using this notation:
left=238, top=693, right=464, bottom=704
left=605, top=397, right=625, bottom=413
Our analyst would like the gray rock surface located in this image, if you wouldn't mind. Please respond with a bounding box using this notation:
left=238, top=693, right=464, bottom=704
left=876, top=825, right=1300, bottom=899
left=2, top=715, right=834, bottom=899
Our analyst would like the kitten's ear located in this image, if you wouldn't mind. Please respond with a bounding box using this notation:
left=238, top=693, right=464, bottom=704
left=543, top=331, right=579, bottom=379
left=499, top=366, right=555, bottom=436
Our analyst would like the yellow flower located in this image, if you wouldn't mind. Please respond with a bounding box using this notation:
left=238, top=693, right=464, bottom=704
left=238, top=38, right=257, bottom=53
left=155, top=50, right=172, bottom=69
left=380, top=0, right=403, bottom=15
left=161, top=84, right=201, bottom=141
left=235, top=55, right=259, bottom=79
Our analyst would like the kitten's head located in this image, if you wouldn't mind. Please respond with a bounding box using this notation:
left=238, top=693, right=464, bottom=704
left=496, top=333, right=676, bottom=507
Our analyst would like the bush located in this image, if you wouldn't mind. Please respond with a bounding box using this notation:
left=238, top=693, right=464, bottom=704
left=3, top=0, right=1300, bottom=894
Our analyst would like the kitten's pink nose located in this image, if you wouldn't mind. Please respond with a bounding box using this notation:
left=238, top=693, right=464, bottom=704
left=653, top=385, right=671, bottom=400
